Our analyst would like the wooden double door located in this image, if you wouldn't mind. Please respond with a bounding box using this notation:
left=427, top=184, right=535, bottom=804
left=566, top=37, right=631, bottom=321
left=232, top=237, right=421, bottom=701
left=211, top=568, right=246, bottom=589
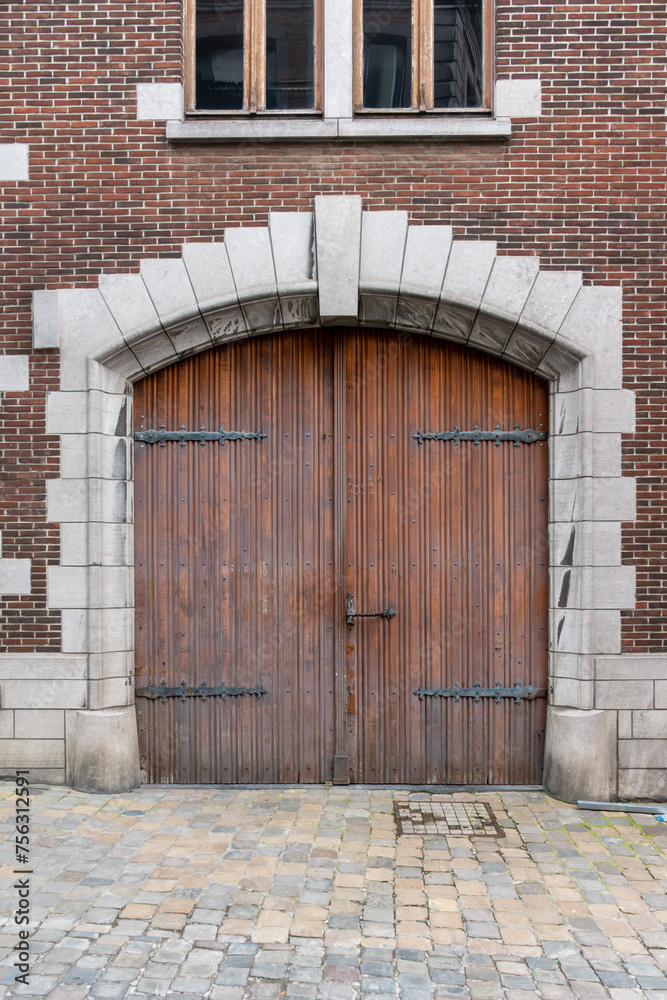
left=135, top=328, right=548, bottom=785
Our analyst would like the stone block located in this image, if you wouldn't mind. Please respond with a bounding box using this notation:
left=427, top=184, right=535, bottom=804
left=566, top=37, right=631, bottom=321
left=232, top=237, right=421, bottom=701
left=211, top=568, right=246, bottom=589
left=225, top=226, right=277, bottom=302
left=502, top=325, right=552, bottom=371
left=550, top=433, right=622, bottom=481
left=66, top=707, right=140, bottom=793
left=468, top=313, right=515, bottom=356
left=0, top=739, right=64, bottom=768
left=88, top=649, right=132, bottom=682
left=587, top=566, right=636, bottom=611
left=596, top=655, right=667, bottom=680
left=47, top=566, right=89, bottom=609
left=360, top=211, right=408, bottom=293
left=558, top=285, right=623, bottom=390
left=495, top=78, right=542, bottom=118
left=87, top=608, right=133, bottom=653
left=98, top=272, right=162, bottom=342
left=0, top=142, right=29, bottom=181
left=32, top=290, right=60, bottom=349
left=58, top=289, right=122, bottom=391
left=323, top=0, right=353, bottom=117
left=88, top=479, right=130, bottom=523
left=0, top=559, right=31, bottom=595
left=618, top=710, right=632, bottom=739
left=315, top=195, right=362, bottom=322
left=125, top=328, right=178, bottom=373
left=182, top=241, right=239, bottom=312
left=269, top=212, right=317, bottom=287
left=618, top=740, right=667, bottom=769
left=618, top=769, right=667, bottom=800
left=14, top=710, right=65, bottom=740
left=592, top=390, right=635, bottom=434
left=61, top=610, right=88, bottom=653
left=551, top=652, right=595, bottom=680
left=432, top=301, right=477, bottom=343
left=0, top=679, right=87, bottom=709
left=656, top=681, right=667, bottom=709
left=553, top=608, right=621, bottom=656
left=519, top=270, right=582, bottom=337
left=136, top=82, right=183, bottom=120
left=89, top=566, right=132, bottom=609
left=400, top=225, right=452, bottom=299
left=632, top=710, right=667, bottom=740
left=139, top=258, right=200, bottom=329
left=0, top=355, right=30, bottom=392
left=338, top=117, right=511, bottom=139
left=595, top=680, right=653, bottom=710
left=204, top=304, right=248, bottom=342
left=478, top=255, right=540, bottom=323
left=551, top=677, right=584, bottom=709
left=0, top=654, right=87, bottom=680
left=0, top=710, right=14, bottom=738
left=164, top=315, right=212, bottom=358
left=47, top=391, right=88, bottom=435
left=543, top=706, right=617, bottom=802
left=60, top=521, right=88, bottom=566
left=440, top=240, right=497, bottom=311
left=88, top=676, right=133, bottom=710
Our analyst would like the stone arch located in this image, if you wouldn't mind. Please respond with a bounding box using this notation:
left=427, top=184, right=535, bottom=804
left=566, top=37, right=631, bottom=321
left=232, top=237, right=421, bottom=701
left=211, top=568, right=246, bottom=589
left=32, top=196, right=636, bottom=798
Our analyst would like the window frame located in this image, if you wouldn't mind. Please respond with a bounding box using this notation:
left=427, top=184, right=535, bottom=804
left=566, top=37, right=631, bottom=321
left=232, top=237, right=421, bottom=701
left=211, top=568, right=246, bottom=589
left=185, top=0, right=323, bottom=115
left=353, top=0, right=494, bottom=113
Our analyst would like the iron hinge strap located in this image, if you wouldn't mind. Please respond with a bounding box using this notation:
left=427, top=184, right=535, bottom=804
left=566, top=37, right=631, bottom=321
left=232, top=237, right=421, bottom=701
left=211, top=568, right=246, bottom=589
left=414, top=425, right=547, bottom=446
left=414, top=682, right=547, bottom=704
left=135, top=680, right=268, bottom=702
left=134, top=425, right=266, bottom=447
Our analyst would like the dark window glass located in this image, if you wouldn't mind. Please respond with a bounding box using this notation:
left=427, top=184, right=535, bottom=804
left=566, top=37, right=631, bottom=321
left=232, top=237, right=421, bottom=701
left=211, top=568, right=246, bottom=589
left=196, top=0, right=244, bottom=110
left=433, top=0, right=483, bottom=108
left=266, top=0, right=315, bottom=110
left=363, top=0, right=412, bottom=109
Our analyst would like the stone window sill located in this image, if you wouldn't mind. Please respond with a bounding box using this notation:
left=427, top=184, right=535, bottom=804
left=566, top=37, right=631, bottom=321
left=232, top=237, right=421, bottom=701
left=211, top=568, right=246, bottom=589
left=166, top=116, right=512, bottom=143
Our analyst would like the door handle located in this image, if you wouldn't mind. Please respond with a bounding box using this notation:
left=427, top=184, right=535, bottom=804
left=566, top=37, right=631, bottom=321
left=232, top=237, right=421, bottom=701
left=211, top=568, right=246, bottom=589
left=345, top=592, right=396, bottom=628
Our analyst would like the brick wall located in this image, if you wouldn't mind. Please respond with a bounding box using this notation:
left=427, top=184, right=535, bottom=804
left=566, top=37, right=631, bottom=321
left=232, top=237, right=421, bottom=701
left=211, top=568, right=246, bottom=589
left=1, top=0, right=666, bottom=649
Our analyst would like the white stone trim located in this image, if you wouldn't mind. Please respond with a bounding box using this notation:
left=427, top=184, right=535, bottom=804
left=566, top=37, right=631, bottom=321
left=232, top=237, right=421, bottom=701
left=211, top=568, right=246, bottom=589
left=136, top=82, right=184, bottom=121
left=166, top=116, right=512, bottom=142
left=0, top=355, right=29, bottom=392
left=26, top=196, right=639, bottom=797
left=494, top=78, right=542, bottom=118
left=0, top=144, right=29, bottom=182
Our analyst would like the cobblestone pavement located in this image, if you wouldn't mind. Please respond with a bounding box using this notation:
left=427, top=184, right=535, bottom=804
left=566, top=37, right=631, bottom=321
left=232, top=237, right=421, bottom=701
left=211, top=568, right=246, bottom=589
left=1, top=784, right=667, bottom=999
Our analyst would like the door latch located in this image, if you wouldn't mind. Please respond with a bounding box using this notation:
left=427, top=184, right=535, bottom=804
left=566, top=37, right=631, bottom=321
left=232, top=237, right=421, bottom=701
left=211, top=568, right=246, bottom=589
left=345, top=592, right=396, bottom=628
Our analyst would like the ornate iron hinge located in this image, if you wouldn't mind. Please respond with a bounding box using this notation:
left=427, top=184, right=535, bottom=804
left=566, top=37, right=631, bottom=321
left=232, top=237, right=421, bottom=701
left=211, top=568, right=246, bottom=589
left=413, top=425, right=547, bottom=447
left=414, top=682, right=547, bottom=704
left=345, top=591, right=396, bottom=628
left=136, top=680, right=268, bottom=703
left=134, top=425, right=266, bottom=447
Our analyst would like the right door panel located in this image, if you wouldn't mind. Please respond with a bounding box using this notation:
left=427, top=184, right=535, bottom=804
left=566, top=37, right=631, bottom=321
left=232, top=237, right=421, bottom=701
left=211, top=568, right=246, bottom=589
left=343, top=329, right=549, bottom=784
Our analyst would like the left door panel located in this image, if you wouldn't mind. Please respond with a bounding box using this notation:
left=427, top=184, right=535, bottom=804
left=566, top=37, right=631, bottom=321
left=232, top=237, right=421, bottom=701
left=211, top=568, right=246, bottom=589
left=134, top=332, right=336, bottom=783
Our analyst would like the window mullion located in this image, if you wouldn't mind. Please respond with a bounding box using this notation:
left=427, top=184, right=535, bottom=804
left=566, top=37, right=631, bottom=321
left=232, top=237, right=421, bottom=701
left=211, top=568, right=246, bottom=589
left=244, top=0, right=255, bottom=111
left=420, top=0, right=434, bottom=110
left=411, top=0, right=420, bottom=109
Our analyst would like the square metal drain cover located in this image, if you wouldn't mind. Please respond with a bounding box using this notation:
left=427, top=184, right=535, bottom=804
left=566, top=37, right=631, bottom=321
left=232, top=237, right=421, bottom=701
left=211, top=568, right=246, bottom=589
left=395, top=799, right=504, bottom=838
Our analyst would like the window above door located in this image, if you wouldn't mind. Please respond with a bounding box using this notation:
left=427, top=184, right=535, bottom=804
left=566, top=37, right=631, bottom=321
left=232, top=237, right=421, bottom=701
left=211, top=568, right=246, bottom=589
left=185, top=0, right=493, bottom=117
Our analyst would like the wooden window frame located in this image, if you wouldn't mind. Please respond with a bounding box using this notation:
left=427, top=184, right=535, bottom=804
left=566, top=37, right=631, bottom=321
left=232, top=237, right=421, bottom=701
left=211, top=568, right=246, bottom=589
left=353, top=0, right=494, bottom=113
left=185, top=0, right=323, bottom=115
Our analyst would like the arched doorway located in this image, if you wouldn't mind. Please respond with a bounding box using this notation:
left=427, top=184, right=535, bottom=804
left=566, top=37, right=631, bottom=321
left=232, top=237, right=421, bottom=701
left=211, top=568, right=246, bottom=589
left=134, top=327, right=548, bottom=785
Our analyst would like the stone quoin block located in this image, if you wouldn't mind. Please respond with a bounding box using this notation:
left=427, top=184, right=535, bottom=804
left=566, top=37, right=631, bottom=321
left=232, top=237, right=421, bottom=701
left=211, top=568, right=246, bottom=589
left=135, top=82, right=183, bottom=120
left=494, top=78, right=542, bottom=118
left=0, top=143, right=29, bottom=181
left=0, top=559, right=31, bottom=596
left=0, top=679, right=86, bottom=710
left=0, top=355, right=29, bottom=391
left=596, top=655, right=667, bottom=680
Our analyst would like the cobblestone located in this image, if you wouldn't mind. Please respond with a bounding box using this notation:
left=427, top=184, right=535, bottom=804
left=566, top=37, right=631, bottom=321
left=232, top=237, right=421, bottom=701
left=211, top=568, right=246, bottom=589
left=0, top=787, right=666, bottom=997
